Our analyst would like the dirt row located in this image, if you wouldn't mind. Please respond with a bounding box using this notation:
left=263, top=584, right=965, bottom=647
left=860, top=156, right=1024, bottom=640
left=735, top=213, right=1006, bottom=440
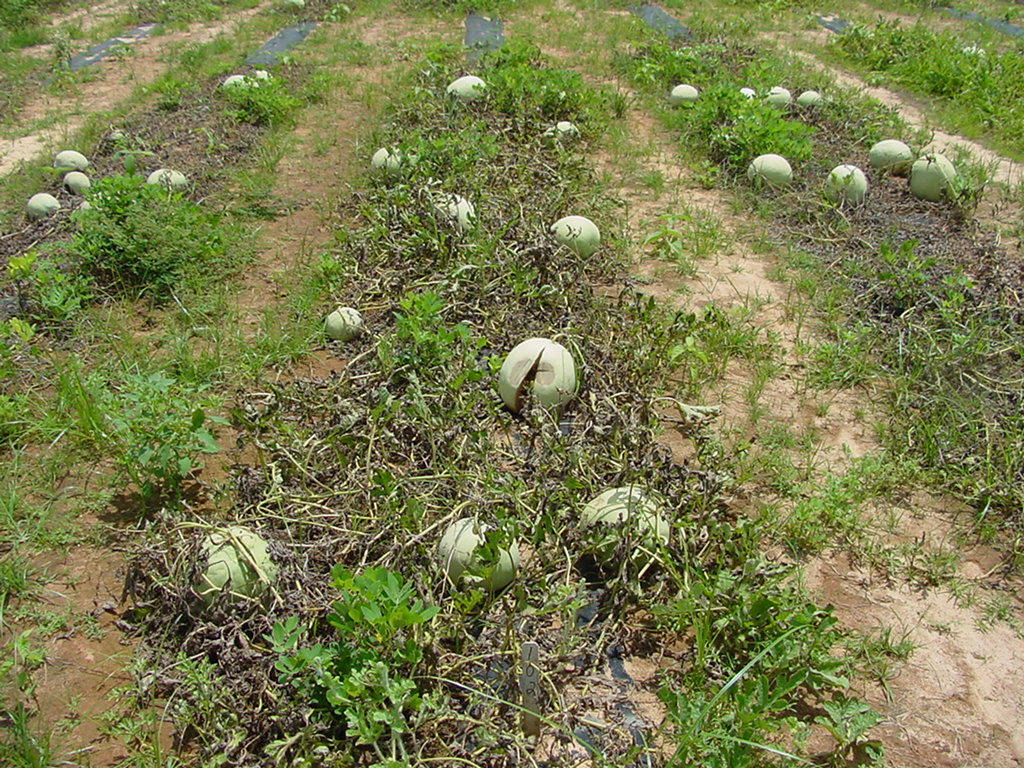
left=7, top=2, right=1024, bottom=766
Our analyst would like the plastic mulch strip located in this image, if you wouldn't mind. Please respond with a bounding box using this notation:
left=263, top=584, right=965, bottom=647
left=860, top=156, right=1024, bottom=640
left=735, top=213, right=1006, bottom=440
left=465, top=13, right=504, bottom=64
left=245, top=22, right=318, bottom=67
left=68, top=23, right=157, bottom=71
left=630, top=4, right=692, bottom=41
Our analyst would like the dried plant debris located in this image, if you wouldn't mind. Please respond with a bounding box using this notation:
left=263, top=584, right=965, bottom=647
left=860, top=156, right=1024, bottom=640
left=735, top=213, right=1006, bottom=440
left=119, top=43, right=831, bottom=768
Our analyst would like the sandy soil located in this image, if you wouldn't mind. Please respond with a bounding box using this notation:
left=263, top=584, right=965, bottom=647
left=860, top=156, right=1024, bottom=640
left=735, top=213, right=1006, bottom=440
left=575, top=9, right=1024, bottom=765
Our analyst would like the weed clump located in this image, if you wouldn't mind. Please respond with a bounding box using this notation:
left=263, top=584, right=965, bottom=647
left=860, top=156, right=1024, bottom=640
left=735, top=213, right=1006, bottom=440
left=71, top=173, right=229, bottom=297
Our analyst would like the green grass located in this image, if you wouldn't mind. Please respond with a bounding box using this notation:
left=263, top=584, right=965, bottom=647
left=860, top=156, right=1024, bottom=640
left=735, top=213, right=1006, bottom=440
left=828, top=19, right=1024, bottom=158
left=6, top=2, right=1023, bottom=765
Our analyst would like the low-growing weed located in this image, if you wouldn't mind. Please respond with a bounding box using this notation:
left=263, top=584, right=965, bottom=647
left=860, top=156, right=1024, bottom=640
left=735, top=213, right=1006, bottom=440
left=644, top=210, right=731, bottom=276
left=54, top=363, right=225, bottom=506
left=655, top=552, right=872, bottom=766
left=71, top=173, right=231, bottom=298
left=6, top=250, right=92, bottom=326
left=222, top=74, right=301, bottom=127
left=268, top=567, right=439, bottom=764
left=670, top=83, right=815, bottom=171
left=831, top=20, right=1024, bottom=153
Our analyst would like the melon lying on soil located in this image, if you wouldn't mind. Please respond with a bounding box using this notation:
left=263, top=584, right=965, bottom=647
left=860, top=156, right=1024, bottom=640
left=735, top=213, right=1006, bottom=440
left=580, top=486, right=670, bottom=563
left=27, top=193, right=60, bottom=219
left=325, top=307, right=363, bottom=341
left=765, top=86, right=791, bottom=108
left=542, top=120, right=580, bottom=144
left=498, top=337, right=578, bottom=415
left=446, top=75, right=486, bottom=101
left=63, top=171, right=91, bottom=195
left=796, top=90, right=822, bottom=107
left=825, top=164, right=868, bottom=205
left=869, top=139, right=914, bottom=175
left=669, top=84, right=699, bottom=105
left=436, top=518, right=520, bottom=591
left=434, top=193, right=476, bottom=231
left=194, top=526, right=278, bottom=607
left=222, top=74, right=249, bottom=89
left=371, top=147, right=417, bottom=174
left=147, top=168, right=189, bottom=191
left=551, top=215, right=600, bottom=257
left=747, top=154, right=793, bottom=187
left=909, top=153, right=957, bottom=202
left=54, top=150, right=89, bottom=171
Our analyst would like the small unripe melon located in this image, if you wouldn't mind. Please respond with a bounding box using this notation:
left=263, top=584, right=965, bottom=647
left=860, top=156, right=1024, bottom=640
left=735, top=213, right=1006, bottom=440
left=147, top=168, right=189, bottom=191
left=542, top=121, right=580, bottom=144
left=739, top=87, right=756, bottom=99
left=253, top=69, right=270, bottom=80
left=669, top=84, right=699, bottom=105
left=580, top=487, right=669, bottom=563
left=747, top=154, right=793, bottom=187
left=281, top=0, right=304, bottom=8
left=551, top=215, right=600, bottom=257
left=437, top=518, right=520, bottom=592
left=371, top=147, right=416, bottom=174
left=825, top=164, right=868, bottom=205
left=195, top=526, right=277, bottom=607
left=54, top=150, right=89, bottom=171
left=434, top=193, right=476, bottom=231
left=868, top=139, right=913, bottom=175
left=325, top=306, right=363, bottom=341
left=446, top=75, right=486, bottom=101
left=27, top=193, right=60, bottom=219
left=498, top=337, right=578, bottom=415
left=909, top=153, right=957, bottom=202
left=765, top=86, right=791, bottom=108
left=796, top=90, right=822, bottom=107
left=222, top=74, right=249, bottom=89
left=63, top=171, right=91, bottom=195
